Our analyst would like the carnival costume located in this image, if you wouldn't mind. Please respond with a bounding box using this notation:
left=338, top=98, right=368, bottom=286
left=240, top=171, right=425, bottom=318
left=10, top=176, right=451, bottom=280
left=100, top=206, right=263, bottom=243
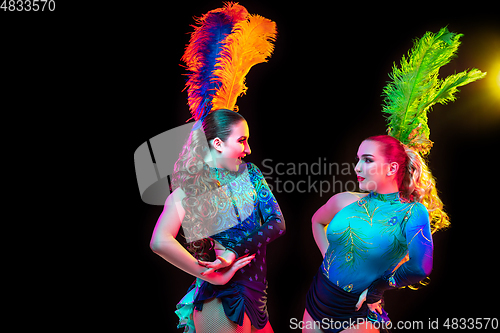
left=305, top=27, right=486, bottom=332
left=176, top=164, right=285, bottom=331
left=172, top=3, right=283, bottom=332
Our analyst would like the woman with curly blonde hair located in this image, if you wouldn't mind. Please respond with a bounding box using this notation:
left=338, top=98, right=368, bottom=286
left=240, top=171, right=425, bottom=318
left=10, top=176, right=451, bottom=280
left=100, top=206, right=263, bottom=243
left=301, top=24, right=486, bottom=332
left=303, top=134, right=449, bottom=333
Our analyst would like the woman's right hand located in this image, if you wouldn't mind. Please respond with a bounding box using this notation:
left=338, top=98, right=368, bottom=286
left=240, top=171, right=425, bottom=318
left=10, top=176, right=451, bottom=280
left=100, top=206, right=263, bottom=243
left=202, top=254, right=255, bottom=285
left=355, top=288, right=383, bottom=314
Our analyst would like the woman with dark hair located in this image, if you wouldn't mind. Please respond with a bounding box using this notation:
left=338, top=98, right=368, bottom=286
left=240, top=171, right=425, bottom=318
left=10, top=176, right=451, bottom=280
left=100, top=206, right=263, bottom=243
left=150, top=109, right=285, bottom=333
left=149, top=2, right=281, bottom=331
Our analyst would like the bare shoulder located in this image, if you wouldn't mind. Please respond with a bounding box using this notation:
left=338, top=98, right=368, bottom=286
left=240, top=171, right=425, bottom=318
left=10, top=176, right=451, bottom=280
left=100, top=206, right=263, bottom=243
left=165, top=187, right=186, bottom=207
left=159, top=187, right=186, bottom=226
left=171, top=187, right=186, bottom=200
left=328, top=192, right=367, bottom=212
left=153, top=187, right=187, bottom=242
left=313, top=192, right=367, bottom=225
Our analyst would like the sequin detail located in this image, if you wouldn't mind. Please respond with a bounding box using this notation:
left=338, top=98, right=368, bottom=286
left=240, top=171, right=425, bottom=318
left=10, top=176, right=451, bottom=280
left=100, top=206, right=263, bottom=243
left=367, top=311, right=378, bottom=321
left=322, top=190, right=424, bottom=294
left=388, top=216, right=398, bottom=226
left=372, top=191, right=401, bottom=203
left=343, top=284, right=353, bottom=292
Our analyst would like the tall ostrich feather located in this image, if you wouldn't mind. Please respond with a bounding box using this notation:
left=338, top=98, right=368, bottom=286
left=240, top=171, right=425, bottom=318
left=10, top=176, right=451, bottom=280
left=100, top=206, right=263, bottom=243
left=382, top=27, right=486, bottom=155
left=181, top=3, right=248, bottom=121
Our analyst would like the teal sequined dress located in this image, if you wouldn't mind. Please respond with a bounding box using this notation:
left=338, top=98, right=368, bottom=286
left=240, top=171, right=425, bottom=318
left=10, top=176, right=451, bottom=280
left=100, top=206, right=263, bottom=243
left=175, top=162, right=286, bottom=332
left=306, top=191, right=433, bottom=332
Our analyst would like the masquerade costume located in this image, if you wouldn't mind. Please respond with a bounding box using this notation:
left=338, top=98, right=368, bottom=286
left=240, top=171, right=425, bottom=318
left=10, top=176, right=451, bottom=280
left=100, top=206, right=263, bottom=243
left=188, top=164, right=285, bottom=329
left=305, top=28, right=486, bottom=332
left=176, top=164, right=285, bottom=331
left=306, top=192, right=430, bottom=332
left=172, top=3, right=282, bottom=332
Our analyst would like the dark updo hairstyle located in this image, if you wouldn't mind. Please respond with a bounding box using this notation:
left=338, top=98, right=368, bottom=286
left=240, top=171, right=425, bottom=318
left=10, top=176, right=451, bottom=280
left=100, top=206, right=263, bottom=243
left=202, top=108, right=246, bottom=143
left=171, top=109, right=246, bottom=260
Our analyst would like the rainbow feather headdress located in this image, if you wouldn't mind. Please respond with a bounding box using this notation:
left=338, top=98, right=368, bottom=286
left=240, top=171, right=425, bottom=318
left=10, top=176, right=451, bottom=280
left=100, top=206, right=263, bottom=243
left=181, top=2, right=277, bottom=122
left=382, top=27, right=486, bottom=156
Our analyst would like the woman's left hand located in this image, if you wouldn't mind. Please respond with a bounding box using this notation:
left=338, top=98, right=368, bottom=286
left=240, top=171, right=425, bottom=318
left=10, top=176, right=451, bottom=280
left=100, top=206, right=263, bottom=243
left=201, top=254, right=255, bottom=285
left=198, top=249, right=237, bottom=276
left=355, top=288, right=383, bottom=314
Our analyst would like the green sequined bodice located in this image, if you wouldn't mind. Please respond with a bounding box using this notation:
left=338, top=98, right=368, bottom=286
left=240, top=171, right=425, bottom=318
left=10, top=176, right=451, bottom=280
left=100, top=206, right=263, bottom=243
left=322, top=191, right=430, bottom=294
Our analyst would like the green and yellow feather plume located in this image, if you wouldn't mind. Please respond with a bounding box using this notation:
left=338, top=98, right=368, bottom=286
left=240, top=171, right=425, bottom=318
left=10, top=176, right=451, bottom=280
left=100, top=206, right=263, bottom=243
left=382, top=27, right=487, bottom=156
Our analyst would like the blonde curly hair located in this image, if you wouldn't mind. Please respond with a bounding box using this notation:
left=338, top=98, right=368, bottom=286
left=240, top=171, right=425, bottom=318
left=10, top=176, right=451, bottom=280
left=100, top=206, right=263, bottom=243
left=366, top=135, right=450, bottom=233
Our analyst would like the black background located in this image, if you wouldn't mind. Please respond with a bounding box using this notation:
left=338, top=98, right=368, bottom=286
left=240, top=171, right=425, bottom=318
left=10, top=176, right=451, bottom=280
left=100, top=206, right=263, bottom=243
left=3, top=1, right=498, bottom=331
left=126, top=1, right=500, bottom=332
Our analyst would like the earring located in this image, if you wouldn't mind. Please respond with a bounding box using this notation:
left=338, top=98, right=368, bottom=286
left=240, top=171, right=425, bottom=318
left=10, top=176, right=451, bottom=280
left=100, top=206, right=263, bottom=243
left=387, top=172, right=392, bottom=176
